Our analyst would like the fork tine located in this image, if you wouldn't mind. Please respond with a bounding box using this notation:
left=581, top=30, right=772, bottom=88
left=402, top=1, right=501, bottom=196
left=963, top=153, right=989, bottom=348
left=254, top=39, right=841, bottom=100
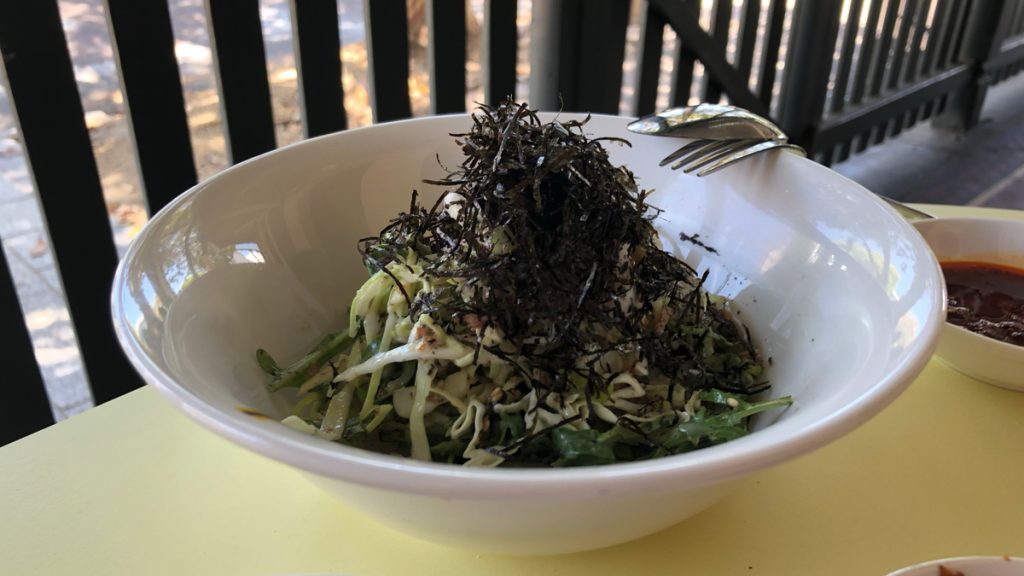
left=659, top=139, right=714, bottom=167
left=681, top=139, right=759, bottom=173
left=669, top=140, right=742, bottom=171
left=695, top=142, right=806, bottom=177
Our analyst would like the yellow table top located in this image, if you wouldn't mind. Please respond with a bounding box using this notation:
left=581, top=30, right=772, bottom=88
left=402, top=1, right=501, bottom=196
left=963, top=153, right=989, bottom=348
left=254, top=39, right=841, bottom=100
left=3, top=204, right=1023, bottom=576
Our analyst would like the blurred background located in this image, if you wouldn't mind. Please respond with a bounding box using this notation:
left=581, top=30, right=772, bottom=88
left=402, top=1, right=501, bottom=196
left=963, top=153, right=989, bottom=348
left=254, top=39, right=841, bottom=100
left=2, top=0, right=1023, bottom=421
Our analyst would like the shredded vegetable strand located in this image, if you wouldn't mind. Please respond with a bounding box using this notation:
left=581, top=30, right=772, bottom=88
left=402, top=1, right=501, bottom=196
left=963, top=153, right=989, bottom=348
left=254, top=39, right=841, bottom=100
left=361, top=311, right=397, bottom=418
left=409, top=360, right=434, bottom=461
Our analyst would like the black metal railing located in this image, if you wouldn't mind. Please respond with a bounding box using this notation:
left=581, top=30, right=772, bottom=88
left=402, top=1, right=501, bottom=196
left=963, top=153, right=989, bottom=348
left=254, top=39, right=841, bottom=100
left=623, top=0, right=1024, bottom=164
left=989, top=0, right=1024, bottom=84
left=2, top=0, right=1023, bottom=445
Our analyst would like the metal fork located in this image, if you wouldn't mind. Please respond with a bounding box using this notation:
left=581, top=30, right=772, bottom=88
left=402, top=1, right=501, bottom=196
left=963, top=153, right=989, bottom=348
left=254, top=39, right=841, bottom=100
left=660, top=138, right=806, bottom=175
left=628, top=105, right=934, bottom=220
left=629, top=105, right=807, bottom=177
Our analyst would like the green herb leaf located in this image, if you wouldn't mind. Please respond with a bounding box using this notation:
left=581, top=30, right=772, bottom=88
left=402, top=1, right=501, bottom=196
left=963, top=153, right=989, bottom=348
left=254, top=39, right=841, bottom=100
left=431, top=438, right=470, bottom=460
left=653, top=391, right=794, bottom=453
left=551, top=428, right=616, bottom=467
left=255, top=348, right=280, bottom=376
left=653, top=418, right=749, bottom=452
left=495, top=411, right=525, bottom=445
left=261, top=332, right=354, bottom=392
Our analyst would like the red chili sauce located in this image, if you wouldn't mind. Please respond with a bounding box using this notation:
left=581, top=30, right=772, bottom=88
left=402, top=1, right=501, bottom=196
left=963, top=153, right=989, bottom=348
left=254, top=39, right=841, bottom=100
left=942, top=261, right=1024, bottom=347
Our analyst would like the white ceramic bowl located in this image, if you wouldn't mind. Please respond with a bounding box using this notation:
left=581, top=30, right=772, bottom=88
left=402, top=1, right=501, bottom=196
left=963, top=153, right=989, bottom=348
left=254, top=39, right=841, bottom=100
left=888, top=556, right=1024, bottom=576
left=111, top=113, right=945, bottom=554
left=913, top=217, right=1024, bottom=391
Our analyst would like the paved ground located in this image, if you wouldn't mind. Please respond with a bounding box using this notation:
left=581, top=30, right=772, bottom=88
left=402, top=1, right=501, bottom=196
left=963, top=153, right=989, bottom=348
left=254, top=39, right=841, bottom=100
left=1, top=2, right=1023, bottom=420
left=834, top=73, right=1024, bottom=209
left=0, top=147, right=92, bottom=419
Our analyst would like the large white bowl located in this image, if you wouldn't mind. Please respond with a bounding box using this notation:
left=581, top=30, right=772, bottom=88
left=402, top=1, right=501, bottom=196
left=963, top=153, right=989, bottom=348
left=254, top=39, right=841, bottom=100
left=111, top=113, right=945, bottom=555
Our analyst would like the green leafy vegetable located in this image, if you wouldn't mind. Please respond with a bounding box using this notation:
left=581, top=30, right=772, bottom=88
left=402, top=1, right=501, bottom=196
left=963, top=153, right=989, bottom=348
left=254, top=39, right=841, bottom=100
left=552, top=428, right=616, bottom=467
left=256, top=331, right=353, bottom=392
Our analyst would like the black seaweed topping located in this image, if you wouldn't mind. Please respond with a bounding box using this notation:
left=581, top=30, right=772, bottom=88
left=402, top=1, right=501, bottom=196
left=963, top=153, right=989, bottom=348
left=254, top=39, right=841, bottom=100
left=359, top=100, right=755, bottom=397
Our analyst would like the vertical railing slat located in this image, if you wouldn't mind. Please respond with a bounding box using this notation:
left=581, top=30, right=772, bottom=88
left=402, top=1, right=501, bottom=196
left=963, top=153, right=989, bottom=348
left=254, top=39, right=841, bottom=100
left=831, top=0, right=866, bottom=113
left=1001, top=1, right=1015, bottom=39
left=920, top=97, right=935, bottom=119
left=205, top=0, right=276, bottom=162
left=918, top=0, right=953, bottom=120
left=937, top=0, right=968, bottom=67
left=888, top=0, right=920, bottom=90
left=667, top=0, right=700, bottom=106
left=758, top=0, right=787, bottom=107
left=671, top=39, right=697, bottom=106
left=483, top=0, right=517, bottom=105
left=364, top=0, right=412, bottom=121
left=850, top=0, right=885, bottom=105
left=736, top=0, right=761, bottom=83
left=869, top=0, right=903, bottom=97
left=922, top=0, right=953, bottom=73
left=906, top=102, right=924, bottom=129
left=778, top=0, right=842, bottom=149
left=881, top=0, right=919, bottom=140
left=834, top=137, right=854, bottom=164
left=1006, top=1, right=1019, bottom=37
left=903, top=0, right=933, bottom=82
left=291, top=0, right=347, bottom=138
left=573, top=0, right=631, bottom=113
left=0, top=0, right=143, bottom=406
left=0, top=248, right=53, bottom=445
left=703, top=0, right=732, bottom=103
left=429, top=0, right=467, bottom=112
left=894, top=0, right=932, bottom=135
left=857, top=0, right=902, bottom=150
left=829, top=0, right=865, bottom=162
left=634, top=2, right=667, bottom=115
left=105, top=0, right=197, bottom=214
left=528, top=0, right=579, bottom=110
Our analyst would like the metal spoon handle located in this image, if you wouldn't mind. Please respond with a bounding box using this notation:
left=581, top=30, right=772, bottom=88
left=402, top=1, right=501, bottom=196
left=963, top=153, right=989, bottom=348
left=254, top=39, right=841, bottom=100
left=880, top=196, right=935, bottom=220
left=628, top=105, right=787, bottom=140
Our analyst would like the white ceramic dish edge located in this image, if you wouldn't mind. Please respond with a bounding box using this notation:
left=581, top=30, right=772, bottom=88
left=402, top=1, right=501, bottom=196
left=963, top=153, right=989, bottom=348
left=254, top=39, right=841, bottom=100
left=887, top=555, right=1024, bottom=576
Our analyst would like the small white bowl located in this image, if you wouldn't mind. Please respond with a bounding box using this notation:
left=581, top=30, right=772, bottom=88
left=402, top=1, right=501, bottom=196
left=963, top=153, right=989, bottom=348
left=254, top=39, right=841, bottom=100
left=111, top=113, right=945, bottom=554
left=913, top=217, right=1024, bottom=391
left=887, top=555, right=1024, bottom=576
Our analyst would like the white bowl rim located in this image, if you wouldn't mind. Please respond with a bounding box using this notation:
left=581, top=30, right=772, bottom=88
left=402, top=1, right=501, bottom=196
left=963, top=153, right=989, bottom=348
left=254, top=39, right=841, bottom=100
left=111, top=112, right=946, bottom=499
